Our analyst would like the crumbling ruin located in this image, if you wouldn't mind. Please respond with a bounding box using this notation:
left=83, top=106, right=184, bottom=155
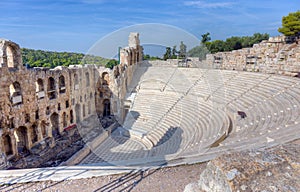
left=0, top=33, right=143, bottom=168
left=0, top=33, right=300, bottom=192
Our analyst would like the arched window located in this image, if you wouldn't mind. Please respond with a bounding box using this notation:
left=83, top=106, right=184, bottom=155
left=36, top=79, right=45, bottom=99
left=48, top=77, right=56, bottom=100
left=6, top=46, right=15, bottom=68
left=88, top=101, right=91, bottom=115
left=59, top=75, right=66, bottom=94
left=83, top=104, right=86, bottom=118
left=15, top=126, right=28, bottom=154
left=50, top=113, right=59, bottom=137
left=86, top=72, right=90, bottom=87
left=70, top=110, right=74, bottom=124
left=9, top=81, right=23, bottom=106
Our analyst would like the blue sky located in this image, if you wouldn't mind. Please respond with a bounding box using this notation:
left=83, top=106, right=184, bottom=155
left=0, top=0, right=298, bottom=55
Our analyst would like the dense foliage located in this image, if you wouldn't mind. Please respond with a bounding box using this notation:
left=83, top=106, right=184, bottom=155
left=105, top=59, right=118, bottom=69
left=278, top=10, right=300, bottom=37
left=188, top=33, right=270, bottom=57
left=21, top=48, right=110, bottom=68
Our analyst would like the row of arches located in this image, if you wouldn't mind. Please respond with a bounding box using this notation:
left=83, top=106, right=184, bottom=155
left=9, top=75, right=68, bottom=106
left=0, top=111, right=72, bottom=156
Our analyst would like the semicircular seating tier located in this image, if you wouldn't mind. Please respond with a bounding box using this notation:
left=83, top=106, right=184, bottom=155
left=80, top=62, right=300, bottom=166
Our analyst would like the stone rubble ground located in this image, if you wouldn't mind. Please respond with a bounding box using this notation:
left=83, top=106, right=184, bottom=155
left=0, top=163, right=206, bottom=192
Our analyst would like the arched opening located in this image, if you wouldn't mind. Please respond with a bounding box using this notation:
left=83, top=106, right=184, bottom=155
left=6, top=46, right=15, bottom=68
left=30, top=124, right=38, bottom=144
left=86, top=72, right=90, bottom=87
left=48, top=77, right=56, bottom=100
left=88, top=101, right=91, bottom=115
left=9, top=81, right=23, bottom=106
left=70, top=110, right=74, bottom=124
left=15, top=126, right=28, bottom=154
left=36, top=78, right=45, bottom=99
left=62, top=112, right=67, bottom=127
left=2, top=134, right=13, bottom=156
left=129, top=51, right=133, bottom=65
left=75, top=104, right=81, bottom=123
left=103, top=99, right=111, bottom=117
left=83, top=104, right=86, bottom=118
left=102, top=72, right=109, bottom=85
left=50, top=113, right=59, bottom=137
left=74, top=74, right=79, bottom=90
left=59, top=75, right=66, bottom=94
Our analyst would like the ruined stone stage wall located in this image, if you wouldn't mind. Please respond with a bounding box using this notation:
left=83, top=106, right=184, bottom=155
left=205, top=36, right=300, bottom=76
left=0, top=33, right=142, bottom=166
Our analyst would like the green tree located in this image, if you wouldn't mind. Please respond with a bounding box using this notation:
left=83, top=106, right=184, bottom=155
left=179, top=41, right=187, bottom=58
left=163, top=47, right=172, bottom=60
left=201, top=32, right=211, bottom=44
left=278, top=11, right=300, bottom=37
left=143, top=54, right=151, bottom=60
left=105, top=59, right=118, bottom=69
left=206, top=40, right=225, bottom=53
left=21, top=48, right=110, bottom=68
left=171, top=45, right=177, bottom=59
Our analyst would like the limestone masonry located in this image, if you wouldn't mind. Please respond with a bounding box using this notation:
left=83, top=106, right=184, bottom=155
left=0, top=33, right=142, bottom=168
left=0, top=33, right=300, bottom=192
left=206, top=36, right=300, bottom=76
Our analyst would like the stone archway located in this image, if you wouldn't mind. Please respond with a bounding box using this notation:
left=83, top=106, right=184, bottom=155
left=103, top=99, right=111, bottom=117
left=15, top=126, right=28, bottom=154
left=50, top=113, right=59, bottom=137
left=70, top=110, right=74, bottom=124
left=6, top=46, right=15, bottom=68
left=2, top=134, right=13, bottom=156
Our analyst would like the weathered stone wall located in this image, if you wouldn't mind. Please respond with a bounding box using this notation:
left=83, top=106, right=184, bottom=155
left=0, top=32, right=142, bottom=167
left=184, top=139, right=300, bottom=192
left=206, top=36, right=300, bottom=76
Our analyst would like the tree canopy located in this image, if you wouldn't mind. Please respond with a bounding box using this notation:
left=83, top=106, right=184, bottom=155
left=21, top=48, right=110, bottom=68
left=105, top=59, right=118, bottom=69
left=201, top=32, right=211, bottom=44
left=188, top=33, right=270, bottom=57
left=163, top=47, right=172, bottom=60
left=278, top=10, right=300, bottom=37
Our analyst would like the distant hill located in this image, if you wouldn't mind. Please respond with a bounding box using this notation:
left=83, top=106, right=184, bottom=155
left=21, top=48, right=110, bottom=68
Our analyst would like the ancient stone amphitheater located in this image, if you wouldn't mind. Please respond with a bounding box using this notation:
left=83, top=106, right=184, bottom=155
left=0, top=33, right=299, bottom=190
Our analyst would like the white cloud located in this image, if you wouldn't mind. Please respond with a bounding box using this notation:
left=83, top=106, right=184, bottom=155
left=184, top=0, right=235, bottom=8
